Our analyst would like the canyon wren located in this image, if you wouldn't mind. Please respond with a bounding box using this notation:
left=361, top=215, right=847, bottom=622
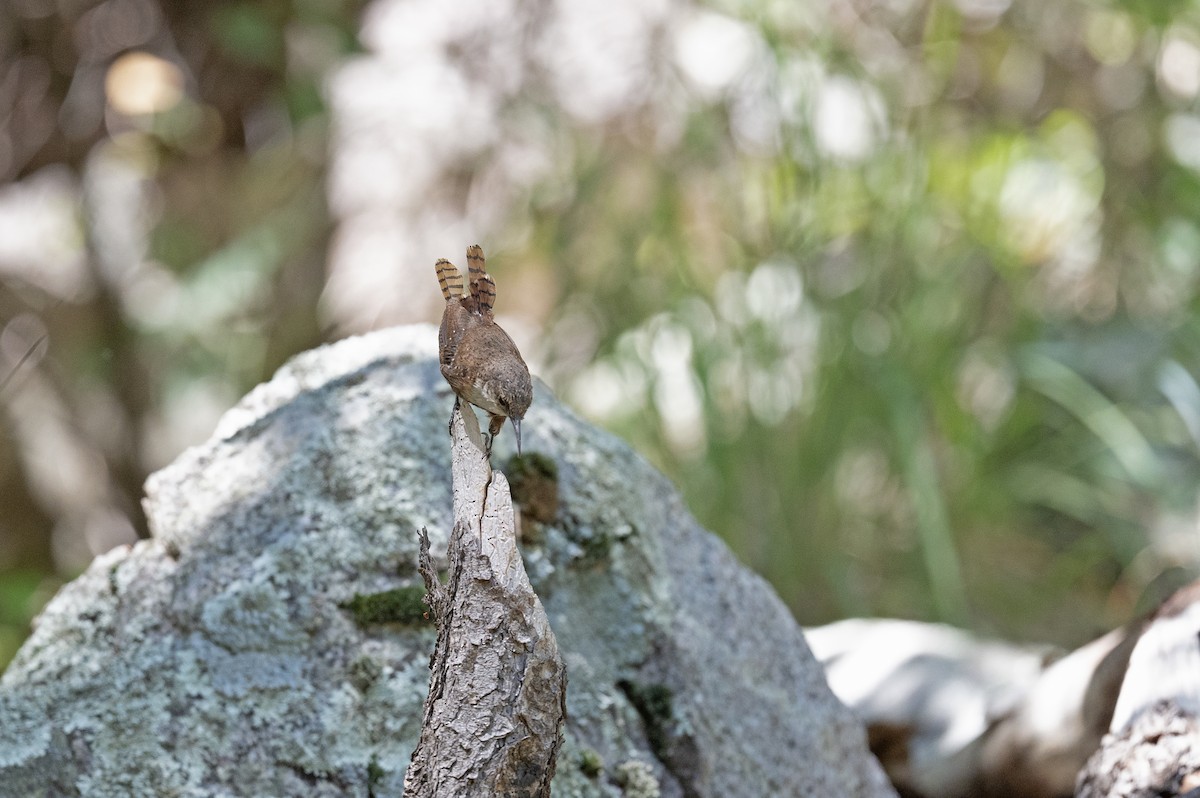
left=436, top=244, right=532, bottom=455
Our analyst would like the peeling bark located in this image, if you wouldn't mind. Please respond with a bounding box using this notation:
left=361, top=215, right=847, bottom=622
left=404, top=401, right=566, bottom=798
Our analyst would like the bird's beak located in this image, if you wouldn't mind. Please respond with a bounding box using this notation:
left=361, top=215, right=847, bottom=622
left=510, top=417, right=522, bottom=457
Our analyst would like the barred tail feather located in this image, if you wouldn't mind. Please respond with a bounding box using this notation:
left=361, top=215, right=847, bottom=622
left=466, top=244, right=486, bottom=293
left=476, top=272, right=496, bottom=316
left=436, top=259, right=464, bottom=301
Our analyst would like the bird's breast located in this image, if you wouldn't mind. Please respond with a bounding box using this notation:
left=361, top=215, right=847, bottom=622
left=458, top=379, right=505, bottom=417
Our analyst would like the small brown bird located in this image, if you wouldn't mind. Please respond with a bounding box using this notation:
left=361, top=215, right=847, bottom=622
left=436, top=244, right=533, bottom=455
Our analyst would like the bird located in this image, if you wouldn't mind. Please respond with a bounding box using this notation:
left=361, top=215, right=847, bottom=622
left=436, top=244, right=533, bottom=456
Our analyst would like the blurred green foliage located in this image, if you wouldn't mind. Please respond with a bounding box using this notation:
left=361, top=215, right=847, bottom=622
left=0, top=572, right=48, bottom=669
left=2, top=0, right=1200, bottom=673
left=532, top=0, right=1200, bottom=643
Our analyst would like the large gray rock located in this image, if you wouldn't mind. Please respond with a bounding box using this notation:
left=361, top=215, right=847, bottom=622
left=0, top=325, right=894, bottom=798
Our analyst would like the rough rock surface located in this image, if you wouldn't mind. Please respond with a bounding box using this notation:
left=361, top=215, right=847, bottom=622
left=0, top=325, right=894, bottom=798
left=1075, top=702, right=1200, bottom=798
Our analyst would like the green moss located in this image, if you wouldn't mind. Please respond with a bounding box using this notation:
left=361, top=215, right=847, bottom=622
left=367, top=755, right=384, bottom=798
left=508, top=451, right=558, bottom=481
left=618, top=681, right=674, bottom=760
left=506, top=452, right=559, bottom=524
left=341, top=586, right=428, bottom=627
left=578, top=748, right=604, bottom=778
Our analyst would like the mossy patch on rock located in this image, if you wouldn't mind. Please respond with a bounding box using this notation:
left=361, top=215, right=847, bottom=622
left=578, top=747, right=603, bottom=778
left=341, top=586, right=428, bottom=627
left=506, top=451, right=559, bottom=524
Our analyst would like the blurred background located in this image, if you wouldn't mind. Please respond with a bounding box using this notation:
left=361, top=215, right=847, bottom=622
left=2, top=0, right=1199, bottom=672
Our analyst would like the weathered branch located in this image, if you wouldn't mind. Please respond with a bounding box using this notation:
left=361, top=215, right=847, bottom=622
left=404, top=401, right=566, bottom=798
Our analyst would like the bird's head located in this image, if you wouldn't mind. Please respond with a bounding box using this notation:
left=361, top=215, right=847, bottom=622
left=498, top=369, right=533, bottom=455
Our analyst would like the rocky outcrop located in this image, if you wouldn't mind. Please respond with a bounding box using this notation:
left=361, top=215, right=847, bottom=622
left=0, top=325, right=893, bottom=797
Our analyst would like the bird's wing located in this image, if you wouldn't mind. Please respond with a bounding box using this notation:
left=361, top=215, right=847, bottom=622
left=439, top=304, right=474, bottom=367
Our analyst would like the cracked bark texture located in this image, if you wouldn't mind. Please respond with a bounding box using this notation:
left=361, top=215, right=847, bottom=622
left=0, top=325, right=894, bottom=797
left=403, top=402, right=565, bottom=797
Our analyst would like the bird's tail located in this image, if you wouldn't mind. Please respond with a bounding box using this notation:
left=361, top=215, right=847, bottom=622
left=466, top=245, right=496, bottom=317
left=435, top=258, right=464, bottom=302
